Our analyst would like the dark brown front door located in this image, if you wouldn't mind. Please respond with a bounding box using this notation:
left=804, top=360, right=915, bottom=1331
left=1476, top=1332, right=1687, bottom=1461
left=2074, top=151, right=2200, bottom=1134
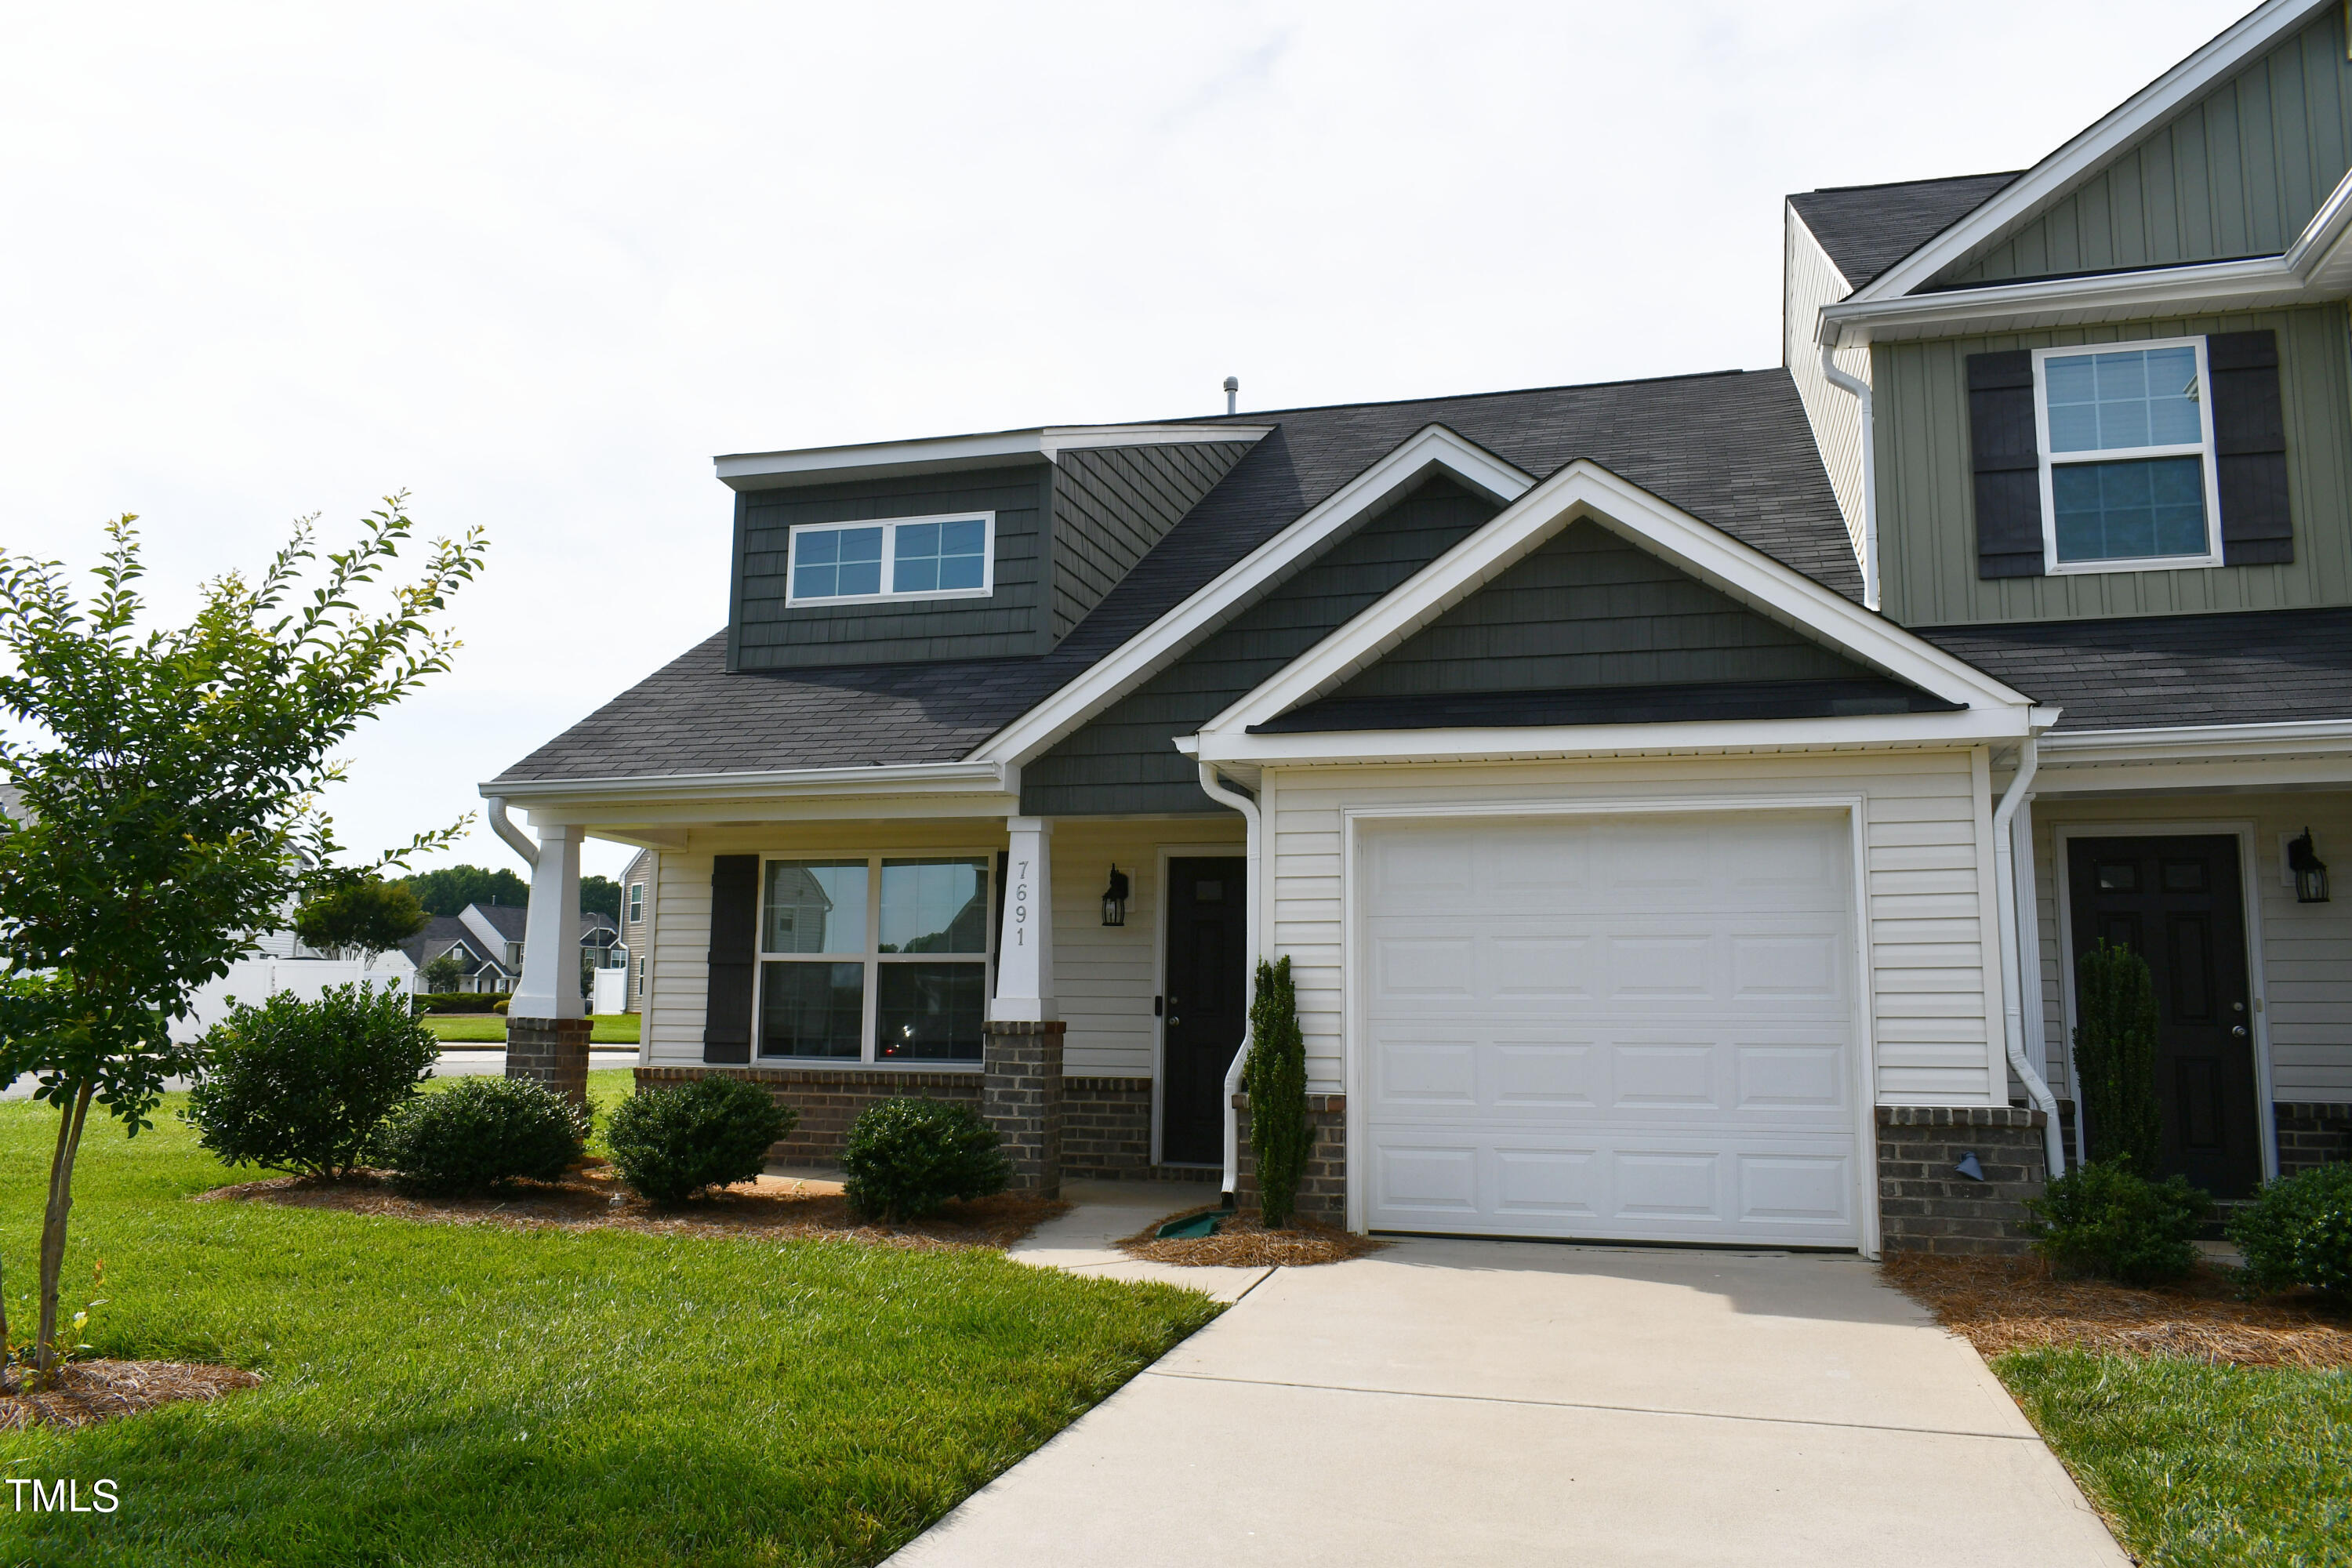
left=1161, top=856, right=1249, bottom=1167
left=2065, top=834, right=2262, bottom=1198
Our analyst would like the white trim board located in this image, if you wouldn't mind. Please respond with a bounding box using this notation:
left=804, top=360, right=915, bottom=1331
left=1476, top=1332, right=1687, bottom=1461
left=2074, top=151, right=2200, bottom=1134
left=1192, top=458, right=2035, bottom=745
left=2045, top=818, right=2279, bottom=1181
left=716, top=423, right=1276, bottom=492
left=1847, top=0, right=2328, bottom=306
left=969, top=423, right=1538, bottom=768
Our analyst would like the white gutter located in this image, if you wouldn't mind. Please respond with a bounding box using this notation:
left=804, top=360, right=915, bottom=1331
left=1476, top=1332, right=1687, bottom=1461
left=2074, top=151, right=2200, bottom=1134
left=1990, top=736, right=2064, bottom=1177
left=1818, top=344, right=1880, bottom=612
left=1196, top=762, right=1264, bottom=1202
left=484, top=796, right=539, bottom=870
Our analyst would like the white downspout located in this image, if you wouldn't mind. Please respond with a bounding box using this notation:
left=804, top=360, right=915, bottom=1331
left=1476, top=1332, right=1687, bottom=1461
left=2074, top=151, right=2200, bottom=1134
left=1991, top=738, right=2063, bottom=1177
left=1196, top=762, right=1263, bottom=1201
left=1820, top=342, right=1882, bottom=612
left=485, top=796, right=539, bottom=869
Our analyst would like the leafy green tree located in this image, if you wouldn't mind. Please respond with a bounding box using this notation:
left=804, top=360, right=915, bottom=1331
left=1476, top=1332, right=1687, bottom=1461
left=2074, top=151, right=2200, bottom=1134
left=294, top=875, right=430, bottom=960
left=397, top=863, right=529, bottom=917
left=2074, top=941, right=2163, bottom=1173
left=579, top=874, right=621, bottom=924
left=1244, top=956, right=1312, bottom=1228
left=0, top=502, right=484, bottom=1384
left=423, top=952, right=466, bottom=992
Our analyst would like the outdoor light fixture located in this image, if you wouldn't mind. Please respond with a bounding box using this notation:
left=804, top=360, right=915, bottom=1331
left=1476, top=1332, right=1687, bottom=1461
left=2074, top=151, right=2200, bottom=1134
left=2288, top=828, right=2330, bottom=904
left=1101, top=866, right=1130, bottom=927
left=1954, top=1152, right=1986, bottom=1183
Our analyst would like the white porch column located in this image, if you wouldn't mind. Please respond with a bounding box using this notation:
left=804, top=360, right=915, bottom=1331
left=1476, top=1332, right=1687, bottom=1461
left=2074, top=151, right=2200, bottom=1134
left=510, top=823, right=584, bottom=1021
left=989, top=816, right=1055, bottom=1022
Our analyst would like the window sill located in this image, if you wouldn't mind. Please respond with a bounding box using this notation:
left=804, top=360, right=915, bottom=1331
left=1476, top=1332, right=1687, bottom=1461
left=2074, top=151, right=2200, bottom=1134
left=2045, top=554, right=2225, bottom=576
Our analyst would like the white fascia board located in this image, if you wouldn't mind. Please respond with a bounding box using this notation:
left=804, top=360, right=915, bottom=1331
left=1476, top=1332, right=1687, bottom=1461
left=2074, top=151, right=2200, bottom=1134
left=714, top=423, right=1272, bottom=492
left=1189, top=706, right=2036, bottom=768
left=1199, top=459, right=2032, bottom=738
left=968, top=425, right=1537, bottom=766
left=480, top=760, right=1010, bottom=805
left=2039, top=717, right=2352, bottom=764
left=1850, top=0, right=2323, bottom=304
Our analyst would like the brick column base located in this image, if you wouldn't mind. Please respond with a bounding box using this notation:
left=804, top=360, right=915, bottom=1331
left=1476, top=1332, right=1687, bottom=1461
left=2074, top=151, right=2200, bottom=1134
left=506, top=1016, right=592, bottom=1109
left=1876, top=1106, right=2049, bottom=1256
left=1233, top=1093, right=1348, bottom=1223
left=982, top=1021, right=1065, bottom=1196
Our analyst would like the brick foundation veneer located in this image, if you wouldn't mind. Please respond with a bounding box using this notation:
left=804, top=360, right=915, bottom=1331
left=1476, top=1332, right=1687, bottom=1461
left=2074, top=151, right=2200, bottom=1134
left=1876, top=1106, right=2049, bottom=1256
left=2275, top=1102, right=2352, bottom=1175
left=1232, top=1093, right=1348, bottom=1222
left=982, top=1021, right=1064, bottom=1196
left=1062, top=1077, right=1210, bottom=1180
left=633, top=1065, right=982, bottom=1165
left=506, top=1017, right=591, bottom=1108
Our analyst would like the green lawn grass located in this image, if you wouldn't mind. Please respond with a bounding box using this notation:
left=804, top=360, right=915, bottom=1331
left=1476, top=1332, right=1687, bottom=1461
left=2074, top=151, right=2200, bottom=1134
left=0, top=1071, right=1219, bottom=1566
left=1998, top=1348, right=2352, bottom=1566
left=420, top=1012, right=640, bottom=1045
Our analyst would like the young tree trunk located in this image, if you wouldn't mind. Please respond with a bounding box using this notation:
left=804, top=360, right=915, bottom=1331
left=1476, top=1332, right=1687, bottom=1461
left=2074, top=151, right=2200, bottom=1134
left=33, top=1081, right=94, bottom=1387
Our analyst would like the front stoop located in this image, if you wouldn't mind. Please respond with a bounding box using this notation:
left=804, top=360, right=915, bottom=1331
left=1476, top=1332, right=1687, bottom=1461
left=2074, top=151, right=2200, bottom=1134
left=1876, top=1106, right=2048, bottom=1256
left=984, top=1021, right=1065, bottom=1197
left=506, top=1016, right=592, bottom=1109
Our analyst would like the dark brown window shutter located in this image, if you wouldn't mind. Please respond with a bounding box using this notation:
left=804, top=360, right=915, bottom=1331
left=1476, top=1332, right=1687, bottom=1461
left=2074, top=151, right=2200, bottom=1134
left=2206, top=330, right=2292, bottom=565
left=1968, top=350, right=2045, bottom=578
left=703, top=855, right=758, bottom=1063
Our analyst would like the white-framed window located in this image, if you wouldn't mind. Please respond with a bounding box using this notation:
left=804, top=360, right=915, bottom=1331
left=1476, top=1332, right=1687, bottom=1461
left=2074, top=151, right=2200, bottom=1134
left=753, top=853, right=994, bottom=1065
left=2033, top=337, right=2224, bottom=574
left=783, top=513, right=995, bottom=606
left=626, top=881, right=644, bottom=924
left=634, top=955, right=645, bottom=995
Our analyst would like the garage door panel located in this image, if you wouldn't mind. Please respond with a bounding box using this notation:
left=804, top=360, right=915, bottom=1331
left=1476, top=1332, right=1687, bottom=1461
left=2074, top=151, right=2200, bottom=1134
left=1360, top=813, right=1861, bottom=1247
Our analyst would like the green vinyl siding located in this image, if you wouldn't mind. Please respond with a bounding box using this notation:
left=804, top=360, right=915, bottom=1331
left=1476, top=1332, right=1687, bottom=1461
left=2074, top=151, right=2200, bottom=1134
left=1021, top=474, right=1499, bottom=816
left=1940, top=8, right=2352, bottom=285
left=1330, top=519, right=1868, bottom=700
left=1872, top=304, right=2352, bottom=626
left=1051, top=442, right=1258, bottom=639
left=728, top=463, right=1051, bottom=671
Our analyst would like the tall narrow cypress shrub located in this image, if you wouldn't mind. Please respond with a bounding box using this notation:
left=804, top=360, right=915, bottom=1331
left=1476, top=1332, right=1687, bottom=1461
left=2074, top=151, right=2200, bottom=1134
left=2074, top=940, right=2162, bottom=1174
left=1244, top=955, right=1311, bottom=1229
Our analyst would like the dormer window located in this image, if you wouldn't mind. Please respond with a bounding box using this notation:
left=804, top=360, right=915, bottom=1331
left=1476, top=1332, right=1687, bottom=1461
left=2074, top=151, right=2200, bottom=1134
left=786, top=513, right=994, bottom=605
left=2033, top=339, right=2223, bottom=573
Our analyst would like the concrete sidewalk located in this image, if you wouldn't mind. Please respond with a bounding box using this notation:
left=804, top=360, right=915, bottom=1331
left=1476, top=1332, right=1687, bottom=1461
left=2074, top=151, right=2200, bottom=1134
left=894, top=1226, right=2126, bottom=1567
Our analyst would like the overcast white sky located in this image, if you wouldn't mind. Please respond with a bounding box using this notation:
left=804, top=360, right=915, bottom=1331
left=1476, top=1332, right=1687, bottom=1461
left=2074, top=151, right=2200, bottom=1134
left=0, top=0, right=2252, bottom=879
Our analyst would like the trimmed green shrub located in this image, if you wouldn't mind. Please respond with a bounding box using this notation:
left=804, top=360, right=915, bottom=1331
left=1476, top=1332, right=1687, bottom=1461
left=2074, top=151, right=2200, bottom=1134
left=2024, top=1159, right=2211, bottom=1285
left=1244, top=955, right=1311, bottom=1228
left=183, top=982, right=439, bottom=1179
left=2074, top=941, right=2162, bottom=1173
left=492, top=996, right=510, bottom=1015
left=373, top=1077, right=590, bottom=1196
left=840, top=1098, right=1008, bottom=1222
left=608, top=1075, right=796, bottom=1204
left=415, top=992, right=505, bottom=1014
left=2229, top=1163, right=2352, bottom=1305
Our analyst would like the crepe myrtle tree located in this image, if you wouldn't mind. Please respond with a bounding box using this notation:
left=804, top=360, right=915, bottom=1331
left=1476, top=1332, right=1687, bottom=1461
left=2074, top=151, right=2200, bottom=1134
left=0, top=501, right=485, bottom=1385
left=293, top=874, right=430, bottom=962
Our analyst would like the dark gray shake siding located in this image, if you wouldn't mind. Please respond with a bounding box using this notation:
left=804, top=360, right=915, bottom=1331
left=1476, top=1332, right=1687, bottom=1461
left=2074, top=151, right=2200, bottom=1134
left=1051, top=442, right=1259, bottom=639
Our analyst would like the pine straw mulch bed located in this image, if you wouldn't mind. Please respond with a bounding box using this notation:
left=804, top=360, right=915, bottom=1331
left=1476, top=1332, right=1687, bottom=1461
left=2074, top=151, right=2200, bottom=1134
left=0, top=1360, right=263, bottom=1431
left=1882, top=1251, right=2352, bottom=1369
left=1116, top=1205, right=1388, bottom=1268
left=195, top=1163, right=1068, bottom=1252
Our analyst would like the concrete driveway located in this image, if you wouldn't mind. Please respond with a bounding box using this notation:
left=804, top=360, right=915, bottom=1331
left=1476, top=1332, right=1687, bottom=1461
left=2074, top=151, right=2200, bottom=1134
left=891, top=1225, right=2125, bottom=1567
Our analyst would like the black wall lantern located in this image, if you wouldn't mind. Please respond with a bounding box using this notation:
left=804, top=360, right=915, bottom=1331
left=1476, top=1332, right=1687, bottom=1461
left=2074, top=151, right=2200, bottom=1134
left=2288, top=828, right=2330, bottom=904
left=1101, top=866, right=1130, bottom=927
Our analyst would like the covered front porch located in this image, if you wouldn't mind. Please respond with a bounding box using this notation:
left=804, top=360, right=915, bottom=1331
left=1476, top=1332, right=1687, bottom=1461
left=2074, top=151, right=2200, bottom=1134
left=2018, top=724, right=2352, bottom=1191
left=484, top=769, right=1253, bottom=1197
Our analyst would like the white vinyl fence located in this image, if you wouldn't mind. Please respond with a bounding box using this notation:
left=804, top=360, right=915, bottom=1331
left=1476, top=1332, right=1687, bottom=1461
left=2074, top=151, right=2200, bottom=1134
left=172, top=957, right=412, bottom=1044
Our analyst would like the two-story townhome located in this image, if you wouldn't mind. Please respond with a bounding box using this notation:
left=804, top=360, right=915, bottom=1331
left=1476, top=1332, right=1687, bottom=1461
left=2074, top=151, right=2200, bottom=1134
left=485, top=0, right=2351, bottom=1254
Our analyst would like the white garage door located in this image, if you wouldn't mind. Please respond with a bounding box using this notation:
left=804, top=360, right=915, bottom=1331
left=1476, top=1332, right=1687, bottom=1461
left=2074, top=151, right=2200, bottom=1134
left=1359, top=811, right=1861, bottom=1247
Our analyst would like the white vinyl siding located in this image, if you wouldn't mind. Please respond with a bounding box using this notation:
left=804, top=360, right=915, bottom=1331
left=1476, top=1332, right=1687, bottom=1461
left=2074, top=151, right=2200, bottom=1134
left=1783, top=203, right=1869, bottom=562
left=1263, top=751, right=2002, bottom=1106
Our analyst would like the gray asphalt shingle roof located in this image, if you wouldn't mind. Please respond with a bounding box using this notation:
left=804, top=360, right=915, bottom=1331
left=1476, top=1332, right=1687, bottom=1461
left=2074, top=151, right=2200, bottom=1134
left=1918, top=608, right=2352, bottom=732
left=494, top=368, right=1861, bottom=785
left=1788, top=172, right=2020, bottom=290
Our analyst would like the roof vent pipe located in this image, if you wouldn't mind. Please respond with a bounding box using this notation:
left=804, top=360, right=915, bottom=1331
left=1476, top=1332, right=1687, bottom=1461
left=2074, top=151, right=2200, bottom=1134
left=1818, top=343, right=1881, bottom=612
left=1223, top=376, right=1239, bottom=416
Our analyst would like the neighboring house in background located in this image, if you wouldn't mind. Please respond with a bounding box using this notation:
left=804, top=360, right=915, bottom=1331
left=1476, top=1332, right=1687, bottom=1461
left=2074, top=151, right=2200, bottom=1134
left=482, top=0, right=2352, bottom=1256
left=619, top=847, right=655, bottom=1014
left=402, top=902, right=619, bottom=996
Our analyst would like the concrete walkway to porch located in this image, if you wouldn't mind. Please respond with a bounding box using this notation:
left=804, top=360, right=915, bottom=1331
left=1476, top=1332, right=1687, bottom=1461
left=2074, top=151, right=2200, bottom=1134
left=891, top=1204, right=2127, bottom=1567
